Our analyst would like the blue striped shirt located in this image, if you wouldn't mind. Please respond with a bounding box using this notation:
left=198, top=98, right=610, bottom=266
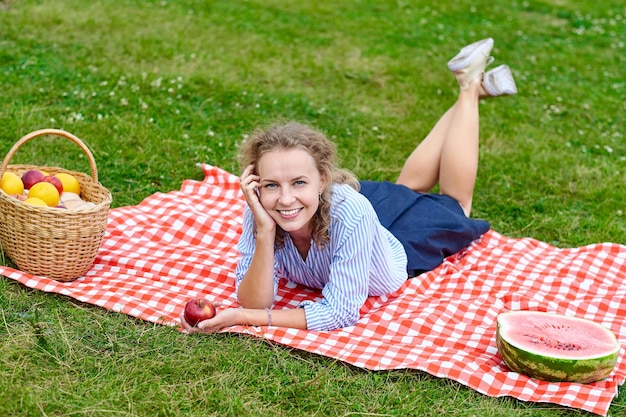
left=235, top=183, right=408, bottom=331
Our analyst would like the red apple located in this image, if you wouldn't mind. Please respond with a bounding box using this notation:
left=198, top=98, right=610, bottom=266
left=184, top=298, right=216, bottom=327
left=41, top=175, right=63, bottom=194
left=21, top=169, right=45, bottom=190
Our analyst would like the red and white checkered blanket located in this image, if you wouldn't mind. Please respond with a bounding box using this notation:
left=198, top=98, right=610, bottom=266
left=1, top=164, right=624, bottom=416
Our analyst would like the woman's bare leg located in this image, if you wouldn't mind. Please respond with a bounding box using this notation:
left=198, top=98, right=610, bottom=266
left=438, top=78, right=481, bottom=215
left=397, top=78, right=482, bottom=216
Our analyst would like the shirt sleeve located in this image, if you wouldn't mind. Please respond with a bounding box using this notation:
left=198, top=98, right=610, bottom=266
left=299, top=212, right=375, bottom=331
left=235, top=205, right=279, bottom=297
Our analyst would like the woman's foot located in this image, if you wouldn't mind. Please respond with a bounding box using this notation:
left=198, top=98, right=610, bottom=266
left=480, top=64, right=518, bottom=98
left=448, top=38, right=494, bottom=90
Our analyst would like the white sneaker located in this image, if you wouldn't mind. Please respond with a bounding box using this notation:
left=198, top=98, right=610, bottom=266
left=447, top=38, right=495, bottom=90
left=481, top=64, right=518, bottom=97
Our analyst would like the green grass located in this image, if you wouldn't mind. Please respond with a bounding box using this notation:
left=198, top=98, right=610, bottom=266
left=1, top=0, right=625, bottom=415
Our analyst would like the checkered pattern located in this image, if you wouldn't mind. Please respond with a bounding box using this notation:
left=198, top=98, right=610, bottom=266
left=1, top=163, right=624, bottom=416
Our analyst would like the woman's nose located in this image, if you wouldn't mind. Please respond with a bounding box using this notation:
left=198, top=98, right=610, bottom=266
left=278, top=187, right=295, bottom=205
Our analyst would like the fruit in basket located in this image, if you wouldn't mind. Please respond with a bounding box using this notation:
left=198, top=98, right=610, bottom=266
left=28, top=181, right=60, bottom=206
left=24, top=197, right=48, bottom=207
left=41, top=175, right=63, bottom=194
left=1, top=172, right=25, bottom=195
left=55, top=173, right=81, bottom=194
left=183, top=298, right=217, bottom=327
left=21, top=169, right=46, bottom=190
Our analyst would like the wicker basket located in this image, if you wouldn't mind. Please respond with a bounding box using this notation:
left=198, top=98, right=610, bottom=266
left=0, top=129, right=112, bottom=281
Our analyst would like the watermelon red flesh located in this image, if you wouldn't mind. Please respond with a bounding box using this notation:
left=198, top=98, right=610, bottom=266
left=496, top=311, right=621, bottom=383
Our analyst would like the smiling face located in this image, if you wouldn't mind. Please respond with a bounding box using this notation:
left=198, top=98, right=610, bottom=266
left=256, top=148, right=327, bottom=241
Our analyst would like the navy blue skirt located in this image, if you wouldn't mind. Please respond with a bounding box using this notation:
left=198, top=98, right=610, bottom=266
left=359, top=181, right=490, bottom=277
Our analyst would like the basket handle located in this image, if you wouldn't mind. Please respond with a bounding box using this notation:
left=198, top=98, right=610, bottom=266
left=0, top=129, right=99, bottom=183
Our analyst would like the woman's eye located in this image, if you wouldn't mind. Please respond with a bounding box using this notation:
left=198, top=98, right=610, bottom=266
left=263, top=183, right=277, bottom=189
left=294, top=180, right=306, bottom=186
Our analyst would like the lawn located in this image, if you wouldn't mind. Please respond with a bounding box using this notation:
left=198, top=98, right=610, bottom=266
left=0, top=0, right=624, bottom=416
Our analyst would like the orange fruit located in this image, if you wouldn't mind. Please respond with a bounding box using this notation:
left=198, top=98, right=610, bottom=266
left=55, top=173, right=81, bottom=194
left=28, top=181, right=60, bottom=206
left=1, top=172, right=25, bottom=195
left=24, top=197, right=48, bottom=207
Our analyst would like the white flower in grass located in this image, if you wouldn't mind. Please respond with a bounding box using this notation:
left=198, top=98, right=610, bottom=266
left=66, top=112, right=84, bottom=123
left=151, top=77, right=163, bottom=89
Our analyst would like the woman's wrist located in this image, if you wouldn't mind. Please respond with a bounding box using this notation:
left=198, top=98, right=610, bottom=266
left=265, top=308, right=272, bottom=327
left=238, top=307, right=273, bottom=327
left=255, top=226, right=276, bottom=241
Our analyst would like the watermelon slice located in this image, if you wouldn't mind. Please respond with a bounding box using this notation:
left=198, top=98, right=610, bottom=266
left=496, top=310, right=621, bottom=383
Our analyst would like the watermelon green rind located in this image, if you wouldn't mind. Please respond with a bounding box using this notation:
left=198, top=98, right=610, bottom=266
left=496, top=311, right=621, bottom=383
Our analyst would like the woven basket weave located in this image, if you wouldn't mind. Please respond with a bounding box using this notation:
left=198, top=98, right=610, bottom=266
left=0, top=129, right=112, bottom=281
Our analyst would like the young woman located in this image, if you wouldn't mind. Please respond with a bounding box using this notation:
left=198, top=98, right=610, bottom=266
left=181, top=38, right=517, bottom=332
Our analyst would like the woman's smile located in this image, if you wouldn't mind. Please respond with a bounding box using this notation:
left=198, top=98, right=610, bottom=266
left=277, top=208, right=303, bottom=218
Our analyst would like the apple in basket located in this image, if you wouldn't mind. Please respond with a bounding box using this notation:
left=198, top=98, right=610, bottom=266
left=41, top=175, right=64, bottom=194
left=21, top=169, right=45, bottom=190
left=184, top=298, right=217, bottom=327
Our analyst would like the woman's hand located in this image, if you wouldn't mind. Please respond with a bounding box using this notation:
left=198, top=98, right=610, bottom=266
left=240, top=164, right=276, bottom=233
left=180, top=305, right=241, bottom=334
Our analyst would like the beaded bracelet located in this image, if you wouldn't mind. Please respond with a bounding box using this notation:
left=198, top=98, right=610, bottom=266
left=265, top=308, right=272, bottom=327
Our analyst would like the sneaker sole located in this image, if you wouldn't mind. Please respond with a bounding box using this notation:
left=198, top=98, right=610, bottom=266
left=447, top=38, right=494, bottom=72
